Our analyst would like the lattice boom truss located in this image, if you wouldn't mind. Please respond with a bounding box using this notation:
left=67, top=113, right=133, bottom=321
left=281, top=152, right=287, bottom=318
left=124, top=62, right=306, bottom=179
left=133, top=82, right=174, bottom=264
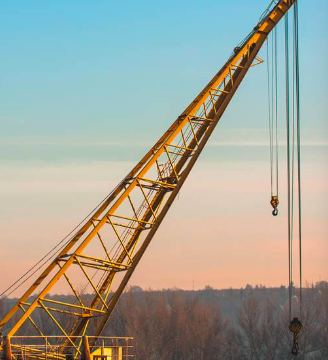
left=0, top=0, right=296, bottom=354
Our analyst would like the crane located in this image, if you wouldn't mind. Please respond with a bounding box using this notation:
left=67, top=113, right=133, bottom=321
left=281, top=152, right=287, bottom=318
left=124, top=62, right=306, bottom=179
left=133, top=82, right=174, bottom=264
left=0, top=0, right=299, bottom=358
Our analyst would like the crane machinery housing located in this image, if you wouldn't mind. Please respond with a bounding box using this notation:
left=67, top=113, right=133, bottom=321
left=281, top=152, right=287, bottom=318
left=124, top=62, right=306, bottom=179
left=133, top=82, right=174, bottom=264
left=0, top=0, right=300, bottom=359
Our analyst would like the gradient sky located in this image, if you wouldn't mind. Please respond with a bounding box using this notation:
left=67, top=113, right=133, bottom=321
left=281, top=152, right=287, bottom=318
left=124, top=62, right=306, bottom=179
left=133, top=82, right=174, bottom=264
left=0, top=0, right=327, bottom=296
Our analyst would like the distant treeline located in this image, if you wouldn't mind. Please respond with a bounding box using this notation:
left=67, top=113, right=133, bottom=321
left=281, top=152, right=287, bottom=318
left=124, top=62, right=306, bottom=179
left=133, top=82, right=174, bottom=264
left=1, top=282, right=327, bottom=360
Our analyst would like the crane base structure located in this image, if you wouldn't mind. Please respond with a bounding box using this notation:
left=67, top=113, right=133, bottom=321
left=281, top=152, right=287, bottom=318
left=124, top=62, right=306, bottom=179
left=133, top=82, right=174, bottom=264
left=0, top=1, right=298, bottom=359
left=0, top=336, right=133, bottom=360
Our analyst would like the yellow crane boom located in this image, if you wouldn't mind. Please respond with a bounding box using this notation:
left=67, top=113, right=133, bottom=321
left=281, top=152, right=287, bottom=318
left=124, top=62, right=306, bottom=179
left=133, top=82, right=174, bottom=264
left=0, top=0, right=297, bottom=354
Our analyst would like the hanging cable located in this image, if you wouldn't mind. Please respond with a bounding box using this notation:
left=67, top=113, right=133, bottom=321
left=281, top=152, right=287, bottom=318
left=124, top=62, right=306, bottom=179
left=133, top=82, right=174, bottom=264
left=0, top=179, right=125, bottom=299
left=286, top=1, right=303, bottom=355
left=274, top=26, right=279, bottom=199
left=267, top=38, right=273, bottom=199
left=289, top=0, right=297, bottom=328
left=285, top=10, right=292, bottom=322
left=294, top=0, right=302, bottom=316
left=267, top=28, right=280, bottom=216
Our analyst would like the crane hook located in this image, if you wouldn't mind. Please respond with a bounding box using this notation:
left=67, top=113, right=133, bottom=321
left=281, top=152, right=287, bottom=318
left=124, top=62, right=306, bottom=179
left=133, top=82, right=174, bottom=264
left=270, top=195, right=279, bottom=216
left=289, top=317, right=303, bottom=356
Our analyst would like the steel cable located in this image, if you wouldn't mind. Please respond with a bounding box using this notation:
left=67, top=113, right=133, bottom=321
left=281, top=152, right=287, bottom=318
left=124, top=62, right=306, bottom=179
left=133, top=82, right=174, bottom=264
left=267, top=38, right=274, bottom=197
left=285, top=12, right=292, bottom=321
left=267, top=28, right=279, bottom=211
left=294, top=0, right=302, bottom=314
left=285, top=2, right=303, bottom=355
left=274, top=27, right=279, bottom=197
left=0, top=179, right=125, bottom=299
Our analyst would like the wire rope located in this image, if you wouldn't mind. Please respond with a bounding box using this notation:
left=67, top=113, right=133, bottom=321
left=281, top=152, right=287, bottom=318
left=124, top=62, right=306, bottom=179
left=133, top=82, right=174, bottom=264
left=274, top=27, right=279, bottom=197
left=286, top=2, right=303, bottom=355
left=267, top=27, right=279, bottom=215
left=0, top=179, right=125, bottom=299
left=285, top=11, right=292, bottom=321
left=285, top=0, right=302, bottom=321
left=267, top=38, right=274, bottom=198
left=293, top=0, right=302, bottom=314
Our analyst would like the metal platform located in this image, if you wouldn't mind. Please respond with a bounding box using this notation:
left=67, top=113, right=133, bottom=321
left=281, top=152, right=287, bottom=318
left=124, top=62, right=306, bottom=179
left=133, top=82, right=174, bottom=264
left=0, top=336, right=133, bottom=360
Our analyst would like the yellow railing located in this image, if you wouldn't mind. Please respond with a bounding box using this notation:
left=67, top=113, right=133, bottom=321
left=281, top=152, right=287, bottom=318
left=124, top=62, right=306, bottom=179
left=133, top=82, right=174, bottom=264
left=0, top=336, right=133, bottom=360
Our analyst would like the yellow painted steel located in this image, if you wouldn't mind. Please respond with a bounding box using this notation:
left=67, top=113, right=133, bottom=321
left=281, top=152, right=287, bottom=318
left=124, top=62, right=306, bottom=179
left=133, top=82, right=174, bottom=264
left=1, top=336, right=133, bottom=360
left=0, top=0, right=297, bottom=356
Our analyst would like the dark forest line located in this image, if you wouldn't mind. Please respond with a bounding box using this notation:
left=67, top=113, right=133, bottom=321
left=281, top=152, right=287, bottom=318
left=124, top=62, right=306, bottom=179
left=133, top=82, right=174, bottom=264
left=1, top=282, right=327, bottom=360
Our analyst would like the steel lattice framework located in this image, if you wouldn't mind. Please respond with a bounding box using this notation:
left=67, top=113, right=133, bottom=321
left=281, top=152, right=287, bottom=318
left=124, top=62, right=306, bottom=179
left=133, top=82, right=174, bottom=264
left=0, top=0, right=297, bottom=356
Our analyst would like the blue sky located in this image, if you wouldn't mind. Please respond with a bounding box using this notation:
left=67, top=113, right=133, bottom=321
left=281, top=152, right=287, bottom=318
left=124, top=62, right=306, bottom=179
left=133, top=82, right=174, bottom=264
left=0, top=0, right=327, bottom=292
left=0, top=0, right=327, bottom=143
